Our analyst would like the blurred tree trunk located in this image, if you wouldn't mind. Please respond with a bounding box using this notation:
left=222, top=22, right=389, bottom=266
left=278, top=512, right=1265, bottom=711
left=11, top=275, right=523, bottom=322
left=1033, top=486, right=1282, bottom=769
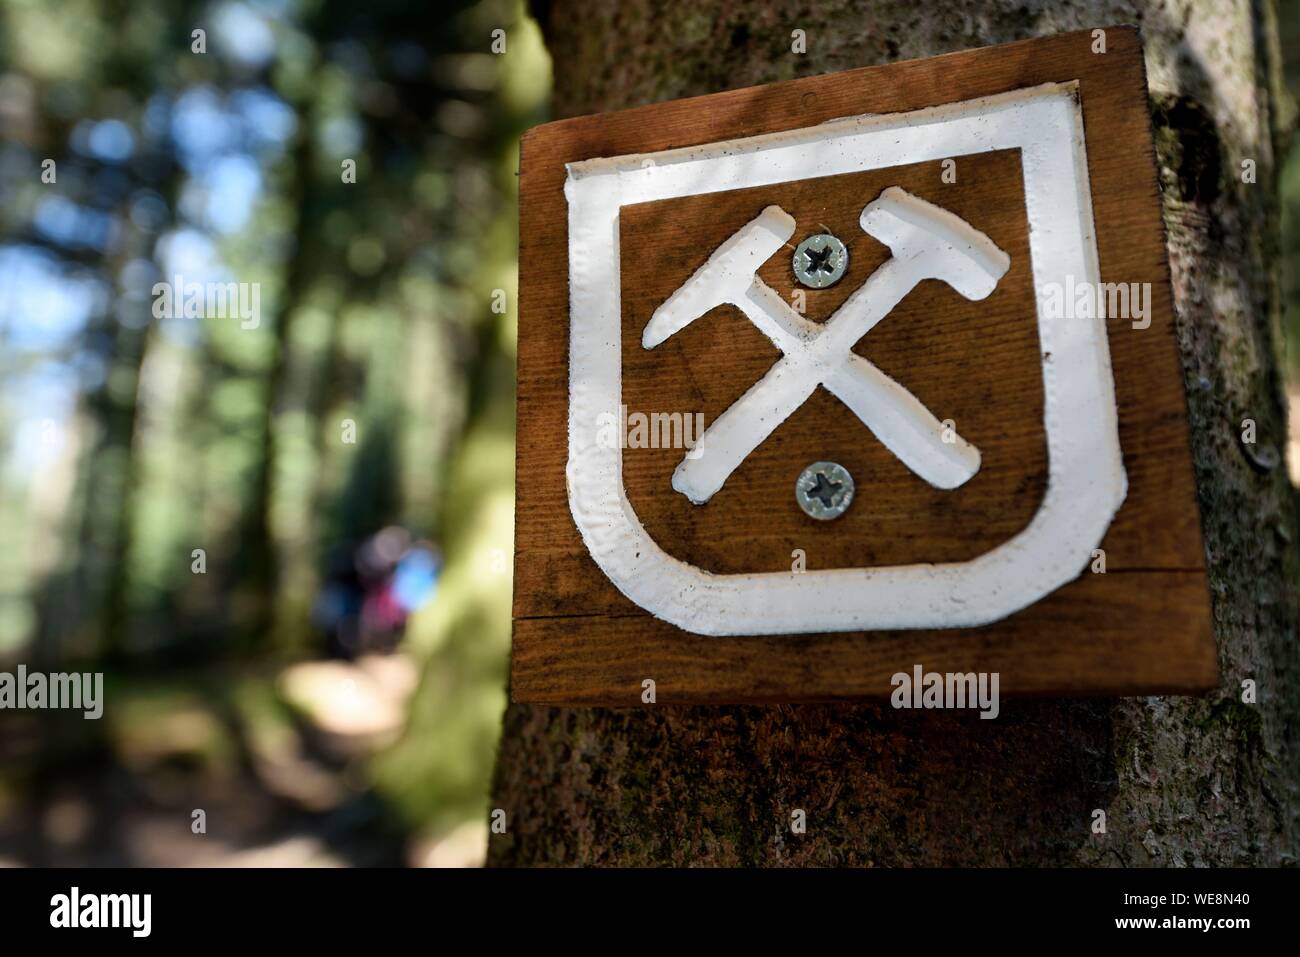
left=58, top=310, right=146, bottom=662
left=489, top=0, right=1300, bottom=865
left=238, top=129, right=316, bottom=647
left=59, top=166, right=177, bottom=664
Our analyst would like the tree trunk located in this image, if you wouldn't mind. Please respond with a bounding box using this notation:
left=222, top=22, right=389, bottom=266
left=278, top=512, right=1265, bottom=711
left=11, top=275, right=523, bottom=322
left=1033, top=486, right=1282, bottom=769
left=489, top=0, right=1299, bottom=866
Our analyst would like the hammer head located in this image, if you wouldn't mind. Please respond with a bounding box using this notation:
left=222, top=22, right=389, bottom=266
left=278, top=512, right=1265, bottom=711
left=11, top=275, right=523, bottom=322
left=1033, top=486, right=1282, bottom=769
left=643, top=205, right=795, bottom=349
left=859, top=187, right=1010, bottom=301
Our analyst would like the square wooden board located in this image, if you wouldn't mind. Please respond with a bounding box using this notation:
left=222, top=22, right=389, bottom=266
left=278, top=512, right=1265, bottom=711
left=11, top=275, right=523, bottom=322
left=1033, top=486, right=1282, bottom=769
left=512, top=26, right=1217, bottom=705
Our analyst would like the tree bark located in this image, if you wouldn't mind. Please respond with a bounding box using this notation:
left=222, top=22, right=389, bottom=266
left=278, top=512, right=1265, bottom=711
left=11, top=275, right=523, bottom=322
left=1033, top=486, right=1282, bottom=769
left=489, top=0, right=1300, bottom=866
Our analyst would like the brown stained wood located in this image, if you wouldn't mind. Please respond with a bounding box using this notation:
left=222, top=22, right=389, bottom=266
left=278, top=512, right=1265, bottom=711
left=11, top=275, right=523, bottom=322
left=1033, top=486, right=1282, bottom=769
left=512, top=572, right=1213, bottom=705
left=620, top=151, right=1043, bottom=571
left=512, top=26, right=1217, bottom=703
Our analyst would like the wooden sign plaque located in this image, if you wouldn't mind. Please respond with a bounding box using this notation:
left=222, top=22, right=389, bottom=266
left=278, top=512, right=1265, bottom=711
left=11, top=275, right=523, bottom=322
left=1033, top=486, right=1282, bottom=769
left=512, top=26, right=1217, bottom=705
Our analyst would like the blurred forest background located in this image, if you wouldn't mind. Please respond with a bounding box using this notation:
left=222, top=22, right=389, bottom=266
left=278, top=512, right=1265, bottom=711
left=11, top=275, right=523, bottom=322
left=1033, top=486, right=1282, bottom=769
left=0, top=0, right=545, bottom=865
left=0, top=0, right=1296, bottom=867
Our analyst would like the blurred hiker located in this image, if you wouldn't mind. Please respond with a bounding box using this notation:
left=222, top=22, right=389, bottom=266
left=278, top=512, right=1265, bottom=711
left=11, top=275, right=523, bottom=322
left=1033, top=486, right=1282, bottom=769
left=312, top=527, right=440, bottom=658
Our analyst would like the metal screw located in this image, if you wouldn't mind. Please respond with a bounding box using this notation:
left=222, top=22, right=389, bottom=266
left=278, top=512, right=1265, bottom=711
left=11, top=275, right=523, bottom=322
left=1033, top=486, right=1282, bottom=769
left=795, top=461, right=854, bottom=520
left=792, top=233, right=848, bottom=288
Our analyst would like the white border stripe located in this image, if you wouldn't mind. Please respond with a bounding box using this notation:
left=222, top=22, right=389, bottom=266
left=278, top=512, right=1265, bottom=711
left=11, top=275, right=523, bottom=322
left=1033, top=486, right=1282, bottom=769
left=565, top=82, right=1126, bottom=635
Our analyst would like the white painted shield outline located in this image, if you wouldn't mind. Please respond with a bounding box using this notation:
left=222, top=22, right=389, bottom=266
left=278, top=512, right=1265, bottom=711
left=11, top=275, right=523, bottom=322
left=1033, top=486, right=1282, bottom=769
left=564, top=81, right=1127, bottom=636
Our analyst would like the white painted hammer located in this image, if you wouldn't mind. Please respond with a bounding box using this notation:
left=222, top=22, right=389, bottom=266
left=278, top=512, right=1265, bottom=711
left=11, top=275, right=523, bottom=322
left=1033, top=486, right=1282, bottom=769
left=643, top=187, right=1010, bottom=505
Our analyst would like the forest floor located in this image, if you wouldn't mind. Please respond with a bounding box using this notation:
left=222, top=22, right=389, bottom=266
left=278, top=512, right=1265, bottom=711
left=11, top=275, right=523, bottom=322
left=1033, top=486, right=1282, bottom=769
left=0, top=653, right=486, bottom=867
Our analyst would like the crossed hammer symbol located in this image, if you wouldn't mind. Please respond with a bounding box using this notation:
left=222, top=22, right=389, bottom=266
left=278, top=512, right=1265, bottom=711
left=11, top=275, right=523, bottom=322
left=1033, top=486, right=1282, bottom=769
left=643, top=187, right=1011, bottom=505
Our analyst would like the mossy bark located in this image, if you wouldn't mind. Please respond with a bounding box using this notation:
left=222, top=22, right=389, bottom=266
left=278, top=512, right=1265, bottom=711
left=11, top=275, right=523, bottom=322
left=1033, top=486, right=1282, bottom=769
left=489, top=0, right=1300, bottom=866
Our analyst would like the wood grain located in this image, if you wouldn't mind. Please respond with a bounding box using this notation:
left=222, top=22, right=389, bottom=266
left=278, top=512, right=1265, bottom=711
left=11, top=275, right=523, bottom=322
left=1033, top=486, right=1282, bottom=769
left=620, top=151, right=1044, bottom=572
left=513, top=572, right=1214, bottom=705
left=512, top=25, right=1217, bottom=703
